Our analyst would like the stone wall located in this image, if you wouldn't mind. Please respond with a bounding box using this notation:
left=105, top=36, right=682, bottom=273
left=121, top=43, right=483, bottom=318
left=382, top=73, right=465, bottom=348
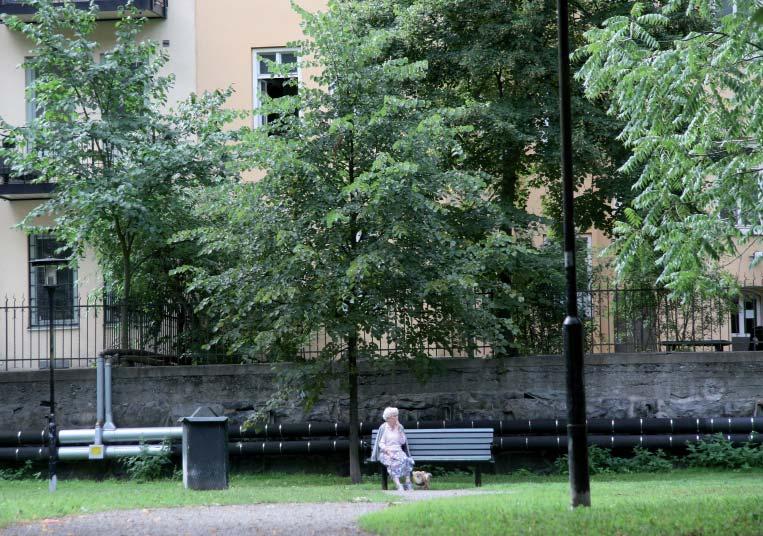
left=1, top=352, right=762, bottom=430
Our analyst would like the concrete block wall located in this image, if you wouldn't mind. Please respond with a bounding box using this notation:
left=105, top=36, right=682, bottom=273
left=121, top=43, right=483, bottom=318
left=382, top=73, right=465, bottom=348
left=1, top=352, right=762, bottom=430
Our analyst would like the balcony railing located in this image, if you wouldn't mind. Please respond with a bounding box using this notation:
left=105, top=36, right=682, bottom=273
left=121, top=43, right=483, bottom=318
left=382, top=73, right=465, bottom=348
left=0, top=157, right=52, bottom=201
left=0, top=0, right=166, bottom=20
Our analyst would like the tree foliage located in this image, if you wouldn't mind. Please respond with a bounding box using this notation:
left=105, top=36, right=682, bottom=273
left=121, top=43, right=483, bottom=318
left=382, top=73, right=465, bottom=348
left=0, top=0, right=247, bottom=343
left=351, top=0, right=634, bottom=234
left=179, top=0, right=517, bottom=482
left=340, top=0, right=636, bottom=352
left=576, top=0, right=763, bottom=297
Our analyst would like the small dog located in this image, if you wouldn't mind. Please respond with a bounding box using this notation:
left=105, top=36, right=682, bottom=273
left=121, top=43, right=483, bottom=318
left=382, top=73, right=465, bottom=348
left=411, top=470, right=432, bottom=490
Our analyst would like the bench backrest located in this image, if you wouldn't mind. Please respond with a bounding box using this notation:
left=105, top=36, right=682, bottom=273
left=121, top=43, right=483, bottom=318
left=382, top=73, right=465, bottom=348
left=370, top=427, right=493, bottom=462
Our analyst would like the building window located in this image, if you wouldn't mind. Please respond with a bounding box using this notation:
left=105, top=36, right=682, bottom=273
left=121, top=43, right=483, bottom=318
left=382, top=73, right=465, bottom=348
left=29, top=234, right=77, bottom=327
left=104, top=288, right=121, bottom=325
left=731, top=297, right=757, bottom=336
left=719, top=199, right=763, bottom=236
left=253, top=49, right=299, bottom=127
left=25, top=66, right=41, bottom=125
left=734, top=207, right=763, bottom=235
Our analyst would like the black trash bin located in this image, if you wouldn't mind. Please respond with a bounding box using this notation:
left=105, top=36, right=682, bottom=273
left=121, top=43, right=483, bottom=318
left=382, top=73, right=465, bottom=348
left=179, top=407, right=229, bottom=490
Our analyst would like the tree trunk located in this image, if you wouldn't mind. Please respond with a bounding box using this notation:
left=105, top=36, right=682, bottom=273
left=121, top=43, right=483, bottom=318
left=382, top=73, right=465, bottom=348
left=496, top=150, right=519, bottom=356
left=120, top=249, right=132, bottom=350
left=496, top=271, right=518, bottom=357
left=347, top=331, right=361, bottom=484
left=345, top=129, right=362, bottom=484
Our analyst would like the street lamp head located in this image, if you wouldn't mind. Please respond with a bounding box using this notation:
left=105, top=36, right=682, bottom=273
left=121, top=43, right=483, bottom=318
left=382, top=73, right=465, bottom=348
left=32, top=258, right=67, bottom=288
left=43, top=264, right=58, bottom=287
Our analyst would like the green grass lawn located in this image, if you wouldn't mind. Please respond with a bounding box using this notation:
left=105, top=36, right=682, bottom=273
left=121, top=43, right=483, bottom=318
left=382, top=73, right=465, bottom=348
left=359, top=469, right=763, bottom=535
left=0, top=473, right=389, bottom=529
left=2, top=470, right=763, bottom=534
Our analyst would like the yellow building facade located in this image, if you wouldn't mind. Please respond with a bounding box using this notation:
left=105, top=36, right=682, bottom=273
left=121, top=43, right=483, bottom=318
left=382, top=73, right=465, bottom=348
left=0, top=0, right=761, bottom=369
left=0, top=0, right=325, bottom=369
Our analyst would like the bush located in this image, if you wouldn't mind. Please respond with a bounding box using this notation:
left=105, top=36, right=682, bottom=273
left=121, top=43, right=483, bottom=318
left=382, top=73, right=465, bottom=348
left=626, top=446, right=674, bottom=473
left=0, top=460, right=42, bottom=481
left=555, top=446, right=672, bottom=475
left=685, top=434, right=763, bottom=469
left=121, top=442, right=174, bottom=482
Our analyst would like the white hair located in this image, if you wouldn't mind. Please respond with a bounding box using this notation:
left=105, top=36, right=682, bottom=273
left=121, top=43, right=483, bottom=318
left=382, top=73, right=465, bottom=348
left=382, top=407, right=399, bottom=420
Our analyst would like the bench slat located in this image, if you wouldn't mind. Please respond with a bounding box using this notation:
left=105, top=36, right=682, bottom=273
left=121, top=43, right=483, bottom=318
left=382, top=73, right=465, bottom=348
left=371, top=433, right=493, bottom=440
left=410, top=445, right=491, bottom=452
left=372, top=428, right=493, bottom=434
left=412, top=452, right=491, bottom=457
left=396, top=430, right=493, bottom=435
left=371, top=431, right=494, bottom=435
left=409, top=442, right=493, bottom=447
left=413, top=455, right=493, bottom=461
left=397, top=438, right=494, bottom=445
left=410, top=446, right=491, bottom=452
left=402, top=434, right=493, bottom=438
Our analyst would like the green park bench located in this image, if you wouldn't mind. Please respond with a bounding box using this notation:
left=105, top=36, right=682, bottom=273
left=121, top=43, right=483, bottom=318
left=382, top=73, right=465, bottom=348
left=366, top=427, right=494, bottom=489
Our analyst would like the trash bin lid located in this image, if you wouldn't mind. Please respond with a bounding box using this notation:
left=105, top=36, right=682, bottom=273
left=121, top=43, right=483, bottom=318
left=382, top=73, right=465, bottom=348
left=179, top=406, right=229, bottom=423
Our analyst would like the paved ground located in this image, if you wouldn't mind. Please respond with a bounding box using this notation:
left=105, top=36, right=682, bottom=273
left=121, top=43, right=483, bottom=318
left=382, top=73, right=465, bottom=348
left=1, top=503, right=387, bottom=536
left=1, top=489, right=508, bottom=536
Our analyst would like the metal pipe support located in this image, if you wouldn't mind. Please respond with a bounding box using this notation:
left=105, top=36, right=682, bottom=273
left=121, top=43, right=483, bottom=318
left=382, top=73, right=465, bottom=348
left=104, top=358, right=116, bottom=431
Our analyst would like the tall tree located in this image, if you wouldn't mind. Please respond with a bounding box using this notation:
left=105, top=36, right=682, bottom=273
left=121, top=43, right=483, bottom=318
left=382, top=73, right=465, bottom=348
left=343, top=1, right=634, bottom=351
left=576, top=0, right=763, bottom=297
left=179, top=0, right=515, bottom=482
left=0, top=0, right=246, bottom=348
left=356, top=0, right=634, bottom=233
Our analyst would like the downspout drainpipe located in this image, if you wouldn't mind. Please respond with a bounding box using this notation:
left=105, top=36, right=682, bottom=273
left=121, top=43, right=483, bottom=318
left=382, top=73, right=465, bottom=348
left=104, top=358, right=116, bottom=431
left=94, top=356, right=104, bottom=445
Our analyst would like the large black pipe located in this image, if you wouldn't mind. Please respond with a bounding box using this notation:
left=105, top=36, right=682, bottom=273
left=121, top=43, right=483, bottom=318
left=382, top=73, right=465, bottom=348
left=4, top=433, right=761, bottom=461
left=200, top=433, right=763, bottom=455
left=494, top=433, right=763, bottom=451
left=0, top=446, right=50, bottom=461
left=0, top=430, right=49, bottom=446
left=228, top=434, right=762, bottom=455
left=230, top=422, right=377, bottom=439
left=228, top=417, right=763, bottom=439
left=3, top=418, right=763, bottom=446
left=230, top=439, right=351, bottom=456
left=229, top=417, right=763, bottom=438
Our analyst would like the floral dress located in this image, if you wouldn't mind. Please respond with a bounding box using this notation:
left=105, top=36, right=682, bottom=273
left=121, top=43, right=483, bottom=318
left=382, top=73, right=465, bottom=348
left=377, top=424, right=415, bottom=479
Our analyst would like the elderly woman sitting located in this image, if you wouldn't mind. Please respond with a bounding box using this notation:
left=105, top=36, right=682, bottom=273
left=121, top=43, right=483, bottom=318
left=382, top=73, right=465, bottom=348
left=371, top=407, right=415, bottom=491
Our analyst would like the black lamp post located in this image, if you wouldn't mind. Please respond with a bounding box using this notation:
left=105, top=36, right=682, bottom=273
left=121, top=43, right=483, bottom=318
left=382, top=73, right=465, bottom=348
left=556, top=0, right=591, bottom=507
left=42, top=262, right=63, bottom=493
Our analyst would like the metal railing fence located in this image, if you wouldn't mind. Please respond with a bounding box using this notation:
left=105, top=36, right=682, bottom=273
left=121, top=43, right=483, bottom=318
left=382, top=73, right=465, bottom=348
left=2, top=276, right=760, bottom=370
left=0, top=297, right=230, bottom=371
left=578, top=276, right=762, bottom=353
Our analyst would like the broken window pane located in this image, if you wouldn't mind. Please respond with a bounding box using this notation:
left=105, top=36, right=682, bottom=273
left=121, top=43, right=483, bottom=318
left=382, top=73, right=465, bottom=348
left=262, top=78, right=298, bottom=125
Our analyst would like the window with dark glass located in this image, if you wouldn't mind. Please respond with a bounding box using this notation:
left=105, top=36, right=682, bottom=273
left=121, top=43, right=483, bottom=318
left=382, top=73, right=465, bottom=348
left=103, top=288, right=120, bottom=325
left=25, top=66, right=42, bottom=124
left=29, top=234, right=77, bottom=326
left=254, top=49, right=299, bottom=127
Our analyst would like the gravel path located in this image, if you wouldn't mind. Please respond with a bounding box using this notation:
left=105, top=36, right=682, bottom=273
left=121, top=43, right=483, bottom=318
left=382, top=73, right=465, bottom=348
left=1, top=489, right=507, bottom=536
left=1, top=503, right=387, bottom=536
